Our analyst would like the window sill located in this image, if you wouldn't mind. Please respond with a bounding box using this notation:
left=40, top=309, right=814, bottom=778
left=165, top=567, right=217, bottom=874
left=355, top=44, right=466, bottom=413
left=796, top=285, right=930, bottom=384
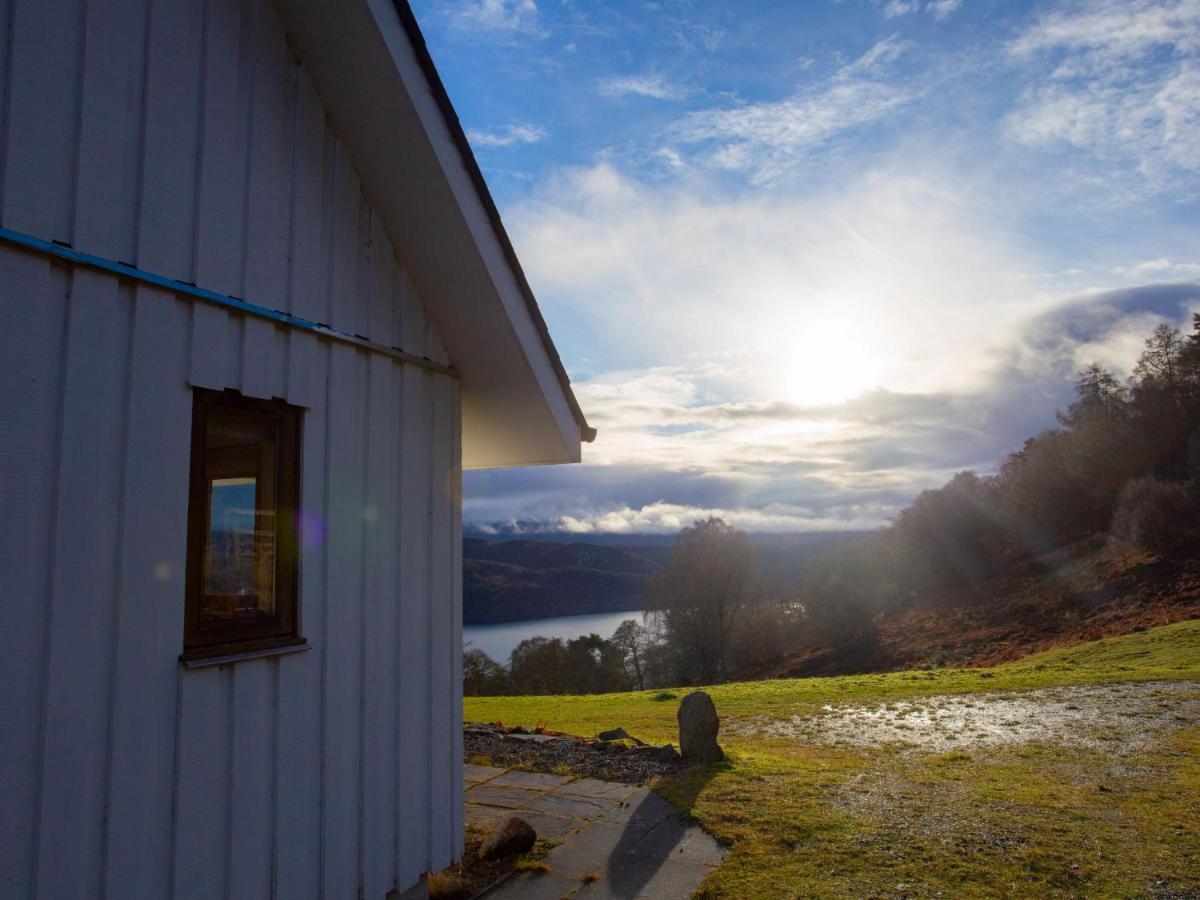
left=180, top=636, right=309, bottom=669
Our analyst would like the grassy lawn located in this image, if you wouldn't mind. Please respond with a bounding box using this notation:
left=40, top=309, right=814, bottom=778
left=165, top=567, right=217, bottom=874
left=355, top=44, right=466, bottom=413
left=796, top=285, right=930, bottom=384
left=465, top=619, right=1200, bottom=897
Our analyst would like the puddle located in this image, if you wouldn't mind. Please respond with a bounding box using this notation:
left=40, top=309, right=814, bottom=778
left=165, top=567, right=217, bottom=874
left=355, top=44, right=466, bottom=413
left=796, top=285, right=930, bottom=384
left=728, top=681, right=1200, bottom=752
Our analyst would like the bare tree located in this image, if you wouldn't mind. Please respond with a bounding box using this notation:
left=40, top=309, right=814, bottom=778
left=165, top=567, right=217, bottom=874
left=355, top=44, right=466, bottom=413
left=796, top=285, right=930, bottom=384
left=611, top=618, right=648, bottom=690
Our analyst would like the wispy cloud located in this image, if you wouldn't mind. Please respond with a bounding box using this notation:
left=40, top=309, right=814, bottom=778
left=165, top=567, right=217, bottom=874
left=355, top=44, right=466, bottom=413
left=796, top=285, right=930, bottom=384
left=467, top=122, right=548, bottom=148
left=670, top=18, right=727, bottom=53
left=597, top=74, right=689, bottom=101
left=882, top=0, right=921, bottom=19
left=926, top=0, right=963, bottom=21
left=1113, top=258, right=1200, bottom=280
left=1006, top=0, right=1200, bottom=188
left=669, top=37, right=913, bottom=183
left=447, top=0, right=546, bottom=38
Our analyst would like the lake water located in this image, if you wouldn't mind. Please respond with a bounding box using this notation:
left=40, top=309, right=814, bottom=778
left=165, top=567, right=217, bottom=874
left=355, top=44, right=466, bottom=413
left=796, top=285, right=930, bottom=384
left=463, top=610, right=645, bottom=663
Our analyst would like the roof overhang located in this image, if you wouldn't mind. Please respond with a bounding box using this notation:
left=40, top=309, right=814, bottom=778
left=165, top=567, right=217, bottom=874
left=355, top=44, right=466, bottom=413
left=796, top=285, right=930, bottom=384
left=273, top=0, right=593, bottom=468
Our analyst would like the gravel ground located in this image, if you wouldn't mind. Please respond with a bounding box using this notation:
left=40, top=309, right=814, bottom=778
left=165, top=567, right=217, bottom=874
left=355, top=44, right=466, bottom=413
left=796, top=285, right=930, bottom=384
left=727, top=680, right=1200, bottom=752
left=464, top=728, right=686, bottom=784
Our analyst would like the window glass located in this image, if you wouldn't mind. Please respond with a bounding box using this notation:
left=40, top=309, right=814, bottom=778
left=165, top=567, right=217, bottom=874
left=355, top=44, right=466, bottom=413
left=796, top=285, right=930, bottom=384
left=201, top=406, right=277, bottom=623
left=184, top=389, right=301, bottom=660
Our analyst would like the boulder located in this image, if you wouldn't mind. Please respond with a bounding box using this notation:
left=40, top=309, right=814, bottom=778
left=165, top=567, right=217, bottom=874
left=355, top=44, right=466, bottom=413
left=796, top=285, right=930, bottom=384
left=598, top=727, right=630, bottom=742
left=479, top=816, right=537, bottom=860
left=678, top=691, right=724, bottom=764
left=627, top=743, right=680, bottom=763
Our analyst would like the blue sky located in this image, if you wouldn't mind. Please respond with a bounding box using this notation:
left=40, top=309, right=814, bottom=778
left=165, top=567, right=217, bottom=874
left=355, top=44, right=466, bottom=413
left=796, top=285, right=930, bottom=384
left=411, top=0, right=1200, bottom=534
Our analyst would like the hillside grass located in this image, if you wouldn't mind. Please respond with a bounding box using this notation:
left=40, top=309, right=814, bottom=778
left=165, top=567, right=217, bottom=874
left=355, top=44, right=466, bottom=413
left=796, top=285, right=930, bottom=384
left=465, top=619, right=1200, bottom=897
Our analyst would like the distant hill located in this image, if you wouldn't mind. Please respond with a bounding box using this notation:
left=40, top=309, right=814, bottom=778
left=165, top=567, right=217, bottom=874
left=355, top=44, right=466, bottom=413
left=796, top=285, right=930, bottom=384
left=463, top=538, right=660, bottom=625
left=461, top=531, right=871, bottom=625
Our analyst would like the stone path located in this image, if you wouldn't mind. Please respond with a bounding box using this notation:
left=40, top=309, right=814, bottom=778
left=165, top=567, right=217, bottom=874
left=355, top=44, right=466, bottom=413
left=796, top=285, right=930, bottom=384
left=465, top=764, right=725, bottom=899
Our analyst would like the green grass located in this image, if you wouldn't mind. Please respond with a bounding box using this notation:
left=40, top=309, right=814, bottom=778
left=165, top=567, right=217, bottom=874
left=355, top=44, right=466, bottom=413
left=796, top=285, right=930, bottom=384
left=465, top=619, right=1200, bottom=897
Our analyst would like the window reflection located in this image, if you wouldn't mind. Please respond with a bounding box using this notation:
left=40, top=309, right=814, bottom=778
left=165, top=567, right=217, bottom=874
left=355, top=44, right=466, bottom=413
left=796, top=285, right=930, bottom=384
left=201, top=407, right=277, bottom=623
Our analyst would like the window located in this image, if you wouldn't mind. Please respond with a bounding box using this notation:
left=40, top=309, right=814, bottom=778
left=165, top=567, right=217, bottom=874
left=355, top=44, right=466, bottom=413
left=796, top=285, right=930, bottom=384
left=183, top=389, right=303, bottom=661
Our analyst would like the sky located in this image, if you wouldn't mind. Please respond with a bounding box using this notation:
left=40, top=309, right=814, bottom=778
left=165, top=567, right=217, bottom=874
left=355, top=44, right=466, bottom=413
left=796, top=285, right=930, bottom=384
left=410, top=0, right=1200, bottom=536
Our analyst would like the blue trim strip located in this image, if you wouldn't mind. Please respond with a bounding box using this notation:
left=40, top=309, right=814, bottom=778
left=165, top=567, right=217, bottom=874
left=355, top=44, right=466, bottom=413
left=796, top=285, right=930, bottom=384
left=0, top=226, right=457, bottom=377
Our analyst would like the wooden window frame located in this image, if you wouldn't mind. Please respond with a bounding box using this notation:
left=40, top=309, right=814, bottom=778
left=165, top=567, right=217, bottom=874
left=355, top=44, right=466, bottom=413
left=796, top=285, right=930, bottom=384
left=182, top=388, right=304, bottom=662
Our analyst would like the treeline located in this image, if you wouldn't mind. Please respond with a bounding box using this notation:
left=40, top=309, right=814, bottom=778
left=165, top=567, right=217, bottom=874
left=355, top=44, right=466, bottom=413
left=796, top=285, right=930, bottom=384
left=464, top=621, right=653, bottom=696
left=802, top=315, right=1200, bottom=640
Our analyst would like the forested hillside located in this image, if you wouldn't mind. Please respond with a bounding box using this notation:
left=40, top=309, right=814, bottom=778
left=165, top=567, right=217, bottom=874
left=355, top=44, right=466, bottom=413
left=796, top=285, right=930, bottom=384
left=461, top=532, right=866, bottom=625
left=462, top=539, right=658, bottom=624
left=787, top=316, right=1200, bottom=673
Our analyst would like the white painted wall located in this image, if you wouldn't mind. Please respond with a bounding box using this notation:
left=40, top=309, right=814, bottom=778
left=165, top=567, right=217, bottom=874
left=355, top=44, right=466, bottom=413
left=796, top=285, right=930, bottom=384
left=0, top=0, right=464, bottom=896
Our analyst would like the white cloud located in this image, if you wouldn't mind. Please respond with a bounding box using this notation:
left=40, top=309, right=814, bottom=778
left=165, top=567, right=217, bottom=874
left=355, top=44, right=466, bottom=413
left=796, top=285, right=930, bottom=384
left=882, top=0, right=920, bottom=18
left=926, top=0, right=963, bottom=21
left=448, top=0, right=545, bottom=38
left=466, top=122, right=547, bottom=148
left=672, top=20, right=727, bottom=53
left=669, top=38, right=913, bottom=183
left=1006, top=0, right=1200, bottom=187
left=1009, top=0, right=1199, bottom=59
left=512, top=159, right=1035, bottom=403
left=597, top=74, right=689, bottom=101
left=552, top=502, right=884, bottom=534
left=1113, top=258, right=1200, bottom=279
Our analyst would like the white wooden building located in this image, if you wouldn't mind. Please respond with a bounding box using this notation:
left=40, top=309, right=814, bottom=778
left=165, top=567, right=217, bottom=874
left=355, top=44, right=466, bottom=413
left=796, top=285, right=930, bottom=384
left=0, top=0, right=592, bottom=897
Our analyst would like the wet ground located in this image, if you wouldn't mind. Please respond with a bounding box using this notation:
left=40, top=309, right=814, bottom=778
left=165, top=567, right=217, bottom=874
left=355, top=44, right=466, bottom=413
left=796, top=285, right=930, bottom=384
left=727, top=680, right=1200, bottom=752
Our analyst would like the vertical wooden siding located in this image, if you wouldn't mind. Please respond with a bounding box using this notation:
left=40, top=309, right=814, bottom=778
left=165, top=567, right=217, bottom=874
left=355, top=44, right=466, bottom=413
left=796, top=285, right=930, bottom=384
left=0, top=0, right=464, bottom=897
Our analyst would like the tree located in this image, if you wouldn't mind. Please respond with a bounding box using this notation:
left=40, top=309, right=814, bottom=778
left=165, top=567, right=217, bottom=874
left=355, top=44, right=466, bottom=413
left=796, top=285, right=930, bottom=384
left=1131, top=323, right=1193, bottom=476
left=1133, top=323, right=1185, bottom=388
left=645, top=517, right=759, bottom=685
left=1110, top=476, right=1200, bottom=552
left=508, top=636, right=569, bottom=695
left=463, top=648, right=507, bottom=696
left=611, top=619, right=649, bottom=690
left=563, top=633, right=628, bottom=694
left=1057, top=364, right=1128, bottom=427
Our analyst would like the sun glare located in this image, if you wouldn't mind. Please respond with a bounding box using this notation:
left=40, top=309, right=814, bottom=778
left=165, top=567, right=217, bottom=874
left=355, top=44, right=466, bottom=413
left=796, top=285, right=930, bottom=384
left=774, top=315, right=882, bottom=407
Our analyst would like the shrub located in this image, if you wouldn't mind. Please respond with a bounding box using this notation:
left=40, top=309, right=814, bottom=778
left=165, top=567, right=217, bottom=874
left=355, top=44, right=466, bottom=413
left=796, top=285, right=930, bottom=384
left=1110, top=477, right=1199, bottom=552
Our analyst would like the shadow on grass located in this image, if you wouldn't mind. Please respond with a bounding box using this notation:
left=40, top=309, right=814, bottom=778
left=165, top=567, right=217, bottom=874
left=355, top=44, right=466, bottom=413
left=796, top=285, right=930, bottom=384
left=656, top=757, right=728, bottom=816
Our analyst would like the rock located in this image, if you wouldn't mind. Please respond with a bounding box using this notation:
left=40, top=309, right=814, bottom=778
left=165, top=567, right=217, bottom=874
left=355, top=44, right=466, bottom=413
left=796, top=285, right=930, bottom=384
left=678, top=691, right=724, bottom=764
left=479, top=816, right=537, bottom=860
left=591, top=739, right=630, bottom=754
left=627, top=743, right=680, bottom=763
left=598, top=727, right=630, bottom=741
left=502, top=732, right=562, bottom=744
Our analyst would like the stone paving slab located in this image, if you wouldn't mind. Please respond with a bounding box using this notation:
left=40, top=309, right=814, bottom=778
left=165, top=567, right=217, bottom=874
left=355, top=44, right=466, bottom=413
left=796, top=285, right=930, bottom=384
left=524, top=790, right=617, bottom=820
left=628, top=818, right=726, bottom=867
left=599, top=788, right=677, bottom=834
left=490, top=770, right=575, bottom=791
left=464, top=763, right=507, bottom=784
left=508, top=809, right=587, bottom=842
left=576, top=856, right=718, bottom=899
left=557, top=777, right=641, bottom=802
left=467, top=783, right=548, bottom=810
left=476, top=769, right=726, bottom=900
left=465, top=802, right=508, bottom=826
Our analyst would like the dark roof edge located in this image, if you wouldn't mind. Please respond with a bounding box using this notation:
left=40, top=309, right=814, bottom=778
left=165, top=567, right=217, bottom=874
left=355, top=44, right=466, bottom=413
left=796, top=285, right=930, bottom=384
left=392, top=0, right=595, bottom=444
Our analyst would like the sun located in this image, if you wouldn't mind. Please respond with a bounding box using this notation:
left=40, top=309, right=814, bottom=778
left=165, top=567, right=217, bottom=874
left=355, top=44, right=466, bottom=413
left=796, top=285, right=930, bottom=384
left=773, top=315, right=882, bottom=407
